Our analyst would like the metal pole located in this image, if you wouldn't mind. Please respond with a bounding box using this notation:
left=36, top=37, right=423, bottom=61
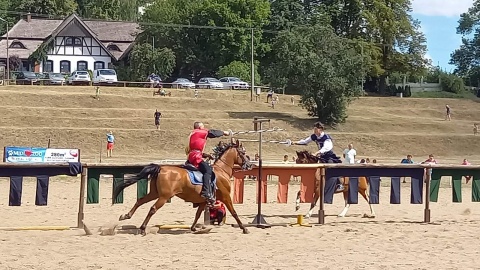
left=250, top=117, right=270, bottom=227
left=250, top=28, right=254, bottom=102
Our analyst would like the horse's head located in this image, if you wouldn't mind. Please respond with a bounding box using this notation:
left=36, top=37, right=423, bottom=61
left=295, top=150, right=318, bottom=164
left=213, top=138, right=252, bottom=171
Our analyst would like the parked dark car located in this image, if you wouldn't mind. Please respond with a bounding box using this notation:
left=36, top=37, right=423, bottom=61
left=15, top=71, right=39, bottom=85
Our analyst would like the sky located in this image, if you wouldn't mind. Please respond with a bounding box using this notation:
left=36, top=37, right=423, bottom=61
left=411, top=0, right=475, bottom=72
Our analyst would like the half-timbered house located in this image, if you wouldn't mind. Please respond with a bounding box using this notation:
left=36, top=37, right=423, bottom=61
left=0, top=13, right=140, bottom=73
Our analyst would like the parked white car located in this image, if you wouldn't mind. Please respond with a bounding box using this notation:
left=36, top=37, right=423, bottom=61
left=196, top=77, right=224, bottom=89
left=67, top=70, right=91, bottom=85
left=92, top=69, right=118, bottom=84
left=219, top=77, right=249, bottom=90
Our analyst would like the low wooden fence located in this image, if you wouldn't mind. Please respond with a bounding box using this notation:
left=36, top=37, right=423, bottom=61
left=1, top=162, right=479, bottom=229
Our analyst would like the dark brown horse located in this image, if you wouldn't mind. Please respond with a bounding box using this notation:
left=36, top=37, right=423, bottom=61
left=294, top=150, right=375, bottom=219
left=113, top=138, right=252, bottom=235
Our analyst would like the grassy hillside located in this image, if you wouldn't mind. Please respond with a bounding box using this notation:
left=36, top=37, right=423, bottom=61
left=0, top=85, right=478, bottom=164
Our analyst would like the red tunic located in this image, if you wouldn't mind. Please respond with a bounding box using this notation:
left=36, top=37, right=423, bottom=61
left=187, top=128, right=209, bottom=167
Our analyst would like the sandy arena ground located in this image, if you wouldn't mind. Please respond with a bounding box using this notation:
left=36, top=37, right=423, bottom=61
left=1, top=176, right=480, bottom=269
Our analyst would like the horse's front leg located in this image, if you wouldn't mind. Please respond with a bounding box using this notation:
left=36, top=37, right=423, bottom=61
left=191, top=202, right=207, bottom=231
left=295, top=190, right=301, bottom=211
left=360, top=189, right=376, bottom=218
left=305, top=191, right=319, bottom=219
left=338, top=191, right=350, bottom=217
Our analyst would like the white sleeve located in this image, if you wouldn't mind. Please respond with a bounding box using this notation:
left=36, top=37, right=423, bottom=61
left=319, top=139, right=333, bottom=153
left=296, top=136, right=313, bottom=145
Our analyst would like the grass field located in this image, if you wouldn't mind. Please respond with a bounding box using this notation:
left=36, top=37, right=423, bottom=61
left=0, top=85, right=478, bottom=164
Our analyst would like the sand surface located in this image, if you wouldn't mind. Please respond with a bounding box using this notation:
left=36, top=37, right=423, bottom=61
left=1, top=176, right=480, bottom=269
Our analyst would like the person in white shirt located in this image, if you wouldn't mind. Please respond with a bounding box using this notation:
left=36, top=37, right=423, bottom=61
left=343, top=143, right=356, bottom=164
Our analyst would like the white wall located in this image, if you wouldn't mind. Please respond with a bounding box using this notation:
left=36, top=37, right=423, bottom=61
left=38, top=36, right=113, bottom=73
left=40, top=55, right=112, bottom=73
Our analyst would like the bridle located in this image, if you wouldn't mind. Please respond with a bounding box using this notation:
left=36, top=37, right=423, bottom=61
left=211, top=143, right=252, bottom=175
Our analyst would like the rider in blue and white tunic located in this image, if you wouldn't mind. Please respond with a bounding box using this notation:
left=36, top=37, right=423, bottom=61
left=294, top=122, right=344, bottom=191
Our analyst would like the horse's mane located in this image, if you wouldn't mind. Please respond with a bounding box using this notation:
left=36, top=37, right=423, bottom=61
left=212, top=142, right=234, bottom=161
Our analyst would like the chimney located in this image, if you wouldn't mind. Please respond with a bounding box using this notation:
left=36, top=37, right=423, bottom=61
left=26, top=12, right=31, bottom=23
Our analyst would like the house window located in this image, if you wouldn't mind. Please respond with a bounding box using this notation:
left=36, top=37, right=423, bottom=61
left=10, top=41, right=26, bottom=49
left=107, top=44, right=120, bottom=51
left=94, top=61, right=105, bottom=70
left=60, top=60, right=71, bottom=73
left=65, top=37, right=73, bottom=45
left=43, top=60, right=53, bottom=73
left=77, top=61, right=88, bottom=71
left=74, top=38, right=82, bottom=46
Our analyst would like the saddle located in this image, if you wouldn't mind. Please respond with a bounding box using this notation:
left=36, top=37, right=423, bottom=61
left=180, top=161, right=217, bottom=187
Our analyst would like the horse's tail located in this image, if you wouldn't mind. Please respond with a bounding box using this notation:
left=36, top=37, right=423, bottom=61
left=111, top=163, right=160, bottom=205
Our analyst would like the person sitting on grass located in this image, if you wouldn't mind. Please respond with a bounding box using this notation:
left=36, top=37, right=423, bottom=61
left=209, top=200, right=226, bottom=225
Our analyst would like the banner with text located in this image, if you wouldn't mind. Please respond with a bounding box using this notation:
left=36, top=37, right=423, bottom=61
left=4, top=147, right=80, bottom=163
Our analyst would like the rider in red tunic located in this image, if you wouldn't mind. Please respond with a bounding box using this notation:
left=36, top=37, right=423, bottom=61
left=187, top=121, right=230, bottom=206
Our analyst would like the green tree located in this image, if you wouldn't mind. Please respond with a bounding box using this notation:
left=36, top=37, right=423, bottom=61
left=140, top=0, right=270, bottom=79
left=268, top=26, right=367, bottom=125
left=319, top=0, right=428, bottom=93
left=128, top=43, right=176, bottom=81
left=217, top=60, right=261, bottom=83
left=10, top=0, right=77, bottom=16
left=450, top=0, right=480, bottom=86
left=76, top=0, right=140, bottom=20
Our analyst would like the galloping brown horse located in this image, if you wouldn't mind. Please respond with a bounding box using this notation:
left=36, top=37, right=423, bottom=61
left=112, top=138, right=252, bottom=235
left=294, top=150, right=376, bottom=219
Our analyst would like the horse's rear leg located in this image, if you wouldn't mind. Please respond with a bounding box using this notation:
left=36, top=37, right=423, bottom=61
left=119, top=191, right=157, bottom=221
left=360, top=189, right=376, bottom=218
left=221, top=195, right=249, bottom=234
left=139, top=197, right=168, bottom=236
left=190, top=202, right=207, bottom=231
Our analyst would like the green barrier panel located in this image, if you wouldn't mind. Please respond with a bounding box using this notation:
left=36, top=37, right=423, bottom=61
left=112, top=172, right=124, bottom=204
left=87, top=169, right=101, bottom=204
left=429, top=169, right=441, bottom=202
left=472, top=178, right=480, bottom=202
left=137, top=178, right=148, bottom=199
left=452, top=177, right=462, bottom=203
left=430, top=169, right=480, bottom=202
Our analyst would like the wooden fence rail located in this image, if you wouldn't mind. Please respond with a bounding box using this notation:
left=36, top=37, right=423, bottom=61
left=1, top=162, right=480, bottom=229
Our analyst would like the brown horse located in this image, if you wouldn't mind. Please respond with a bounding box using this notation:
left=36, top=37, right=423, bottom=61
left=112, top=138, right=252, bottom=235
left=294, top=150, right=375, bottom=219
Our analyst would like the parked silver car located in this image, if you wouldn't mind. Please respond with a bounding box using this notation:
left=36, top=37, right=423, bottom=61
left=219, top=77, right=249, bottom=90
left=196, top=77, right=224, bottom=89
left=172, top=78, right=195, bottom=89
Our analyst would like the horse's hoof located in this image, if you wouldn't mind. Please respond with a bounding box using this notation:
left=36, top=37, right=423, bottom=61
left=242, top=228, right=250, bottom=234
left=337, top=215, right=345, bottom=218
left=295, top=206, right=300, bottom=211
left=140, top=230, right=147, bottom=236
left=119, top=214, right=129, bottom=221
left=190, top=226, right=197, bottom=232
left=305, top=215, right=310, bottom=219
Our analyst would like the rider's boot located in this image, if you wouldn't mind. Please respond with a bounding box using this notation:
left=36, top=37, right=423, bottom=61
left=201, top=173, right=215, bottom=207
left=335, top=177, right=345, bottom=192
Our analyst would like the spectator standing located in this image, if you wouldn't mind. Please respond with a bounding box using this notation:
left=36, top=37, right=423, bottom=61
left=401, top=155, right=414, bottom=183
left=106, top=131, right=115, bottom=157
left=342, top=143, right=357, bottom=164
left=445, top=105, right=451, bottom=121
left=154, top=109, right=162, bottom=130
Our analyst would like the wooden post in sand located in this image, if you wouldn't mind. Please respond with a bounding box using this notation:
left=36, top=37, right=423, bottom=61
left=77, top=167, right=87, bottom=228
left=424, top=167, right=431, bottom=223
left=318, top=167, right=326, bottom=225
